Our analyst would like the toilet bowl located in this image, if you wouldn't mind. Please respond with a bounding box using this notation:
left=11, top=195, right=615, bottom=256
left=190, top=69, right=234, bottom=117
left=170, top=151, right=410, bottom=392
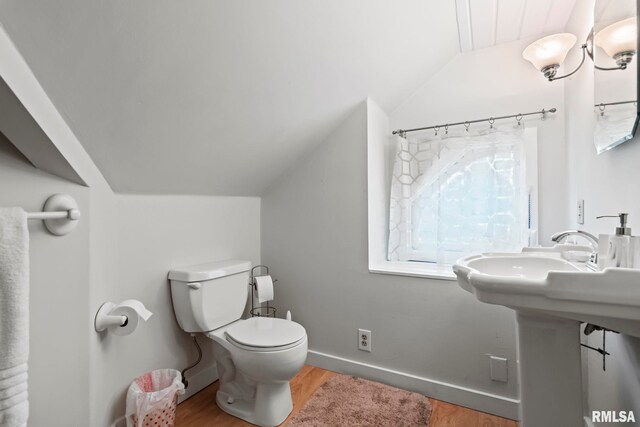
left=207, top=317, right=308, bottom=426
left=168, top=260, right=308, bottom=427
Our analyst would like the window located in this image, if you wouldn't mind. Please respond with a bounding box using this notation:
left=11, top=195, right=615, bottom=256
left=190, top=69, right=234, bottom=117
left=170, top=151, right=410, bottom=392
left=387, top=128, right=538, bottom=267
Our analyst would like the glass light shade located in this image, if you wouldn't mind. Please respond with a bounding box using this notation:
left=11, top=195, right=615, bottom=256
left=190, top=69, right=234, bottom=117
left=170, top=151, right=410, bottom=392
left=522, top=33, right=577, bottom=70
left=594, top=17, right=637, bottom=58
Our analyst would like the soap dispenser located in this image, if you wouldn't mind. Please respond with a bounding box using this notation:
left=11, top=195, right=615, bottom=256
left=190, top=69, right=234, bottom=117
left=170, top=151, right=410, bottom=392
left=596, top=213, right=634, bottom=268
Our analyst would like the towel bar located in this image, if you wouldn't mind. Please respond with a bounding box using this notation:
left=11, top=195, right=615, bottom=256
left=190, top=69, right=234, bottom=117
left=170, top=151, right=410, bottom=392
left=26, top=194, right=81, bottom=236
left=26, top=210, right=81, bottom=220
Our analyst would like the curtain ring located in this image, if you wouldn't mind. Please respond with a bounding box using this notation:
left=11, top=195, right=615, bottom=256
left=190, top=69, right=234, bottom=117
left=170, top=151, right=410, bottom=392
left=516, top=114, right=523, bottom=126
left=599, top=103, right=606, bottom=117
left=444, top=124, right=449, bottom=135
left=464, top=121, right=470, bottom=132
left=434, top=126, right=440, bottom=136
left=488, top=117, right=495, bottom=129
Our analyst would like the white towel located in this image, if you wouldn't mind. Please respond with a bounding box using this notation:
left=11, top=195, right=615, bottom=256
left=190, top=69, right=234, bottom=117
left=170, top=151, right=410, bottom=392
left=0, top=208, right=29, bottom=427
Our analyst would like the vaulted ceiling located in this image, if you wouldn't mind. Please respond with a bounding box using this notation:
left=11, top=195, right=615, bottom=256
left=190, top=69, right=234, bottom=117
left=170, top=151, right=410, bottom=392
left=455, top=0, right=577, bottom=52
left=0, top=1, right=461, bottom=196
left=595, top=0, right=636, bottom=25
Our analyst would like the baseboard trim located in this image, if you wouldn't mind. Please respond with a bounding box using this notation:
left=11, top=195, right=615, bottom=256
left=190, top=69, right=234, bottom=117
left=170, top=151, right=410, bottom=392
left=178, top=364, right=218, bottom=403
left=306, top=350, right=520, bottom=420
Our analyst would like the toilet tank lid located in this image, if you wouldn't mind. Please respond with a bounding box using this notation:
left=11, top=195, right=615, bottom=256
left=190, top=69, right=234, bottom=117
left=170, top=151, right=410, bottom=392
left=168, top=259, right=251, bottom=282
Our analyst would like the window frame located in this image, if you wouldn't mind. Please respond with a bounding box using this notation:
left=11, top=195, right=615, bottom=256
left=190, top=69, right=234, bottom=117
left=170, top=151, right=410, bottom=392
left=368, top=124, right=538, bottom=281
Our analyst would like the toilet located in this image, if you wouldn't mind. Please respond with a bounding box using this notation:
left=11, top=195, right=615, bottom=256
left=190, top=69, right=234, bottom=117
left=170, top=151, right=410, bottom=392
left=169, top=260, right=308, bottom=427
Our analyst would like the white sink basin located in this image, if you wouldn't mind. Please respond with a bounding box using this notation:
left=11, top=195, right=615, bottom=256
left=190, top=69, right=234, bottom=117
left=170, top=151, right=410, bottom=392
left=454, top=252, right=640, bottom=337
left=464, top=254, right=579, bottom=277
left=453, top=249, right=640, bottom=427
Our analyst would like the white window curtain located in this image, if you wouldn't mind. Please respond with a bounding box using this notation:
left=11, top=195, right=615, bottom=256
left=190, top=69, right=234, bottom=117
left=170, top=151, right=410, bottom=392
left=388, top=126, right=535, bottom=265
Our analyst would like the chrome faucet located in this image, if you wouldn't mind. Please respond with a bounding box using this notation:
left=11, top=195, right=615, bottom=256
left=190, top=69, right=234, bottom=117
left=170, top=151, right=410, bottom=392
left=550, top=230, right=599, bottom=269
left=550, top=230, right=599, bottom=250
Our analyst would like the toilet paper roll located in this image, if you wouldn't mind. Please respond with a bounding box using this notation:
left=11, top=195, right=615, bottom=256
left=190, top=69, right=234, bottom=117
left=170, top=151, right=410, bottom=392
left=255, top=275, right=274, bottom=303
left=108, top=299, right=153, bottom=336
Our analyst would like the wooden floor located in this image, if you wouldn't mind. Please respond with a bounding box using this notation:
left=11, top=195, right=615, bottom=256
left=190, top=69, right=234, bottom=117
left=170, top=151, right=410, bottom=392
left=176, top=365, right=518, bottom=427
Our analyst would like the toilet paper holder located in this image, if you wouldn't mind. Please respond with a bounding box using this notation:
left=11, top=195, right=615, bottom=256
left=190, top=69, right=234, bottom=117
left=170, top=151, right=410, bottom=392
left=95, top=302, right=127, bottom=331
left=249, top=265, right=277, bottom=318
left=94, top=300, right=153, bottom=335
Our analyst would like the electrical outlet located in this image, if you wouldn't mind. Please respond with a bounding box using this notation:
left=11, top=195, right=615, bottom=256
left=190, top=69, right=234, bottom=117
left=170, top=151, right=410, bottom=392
left=577, top=199, right=585, bottom=225
left=358, top=329, right=371, bottom=352
left=489, top=355, right=508, bottom=382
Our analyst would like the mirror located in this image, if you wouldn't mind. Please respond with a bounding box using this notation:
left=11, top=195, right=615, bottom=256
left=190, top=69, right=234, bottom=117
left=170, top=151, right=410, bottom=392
left=593, top=0, right=638, bottom=154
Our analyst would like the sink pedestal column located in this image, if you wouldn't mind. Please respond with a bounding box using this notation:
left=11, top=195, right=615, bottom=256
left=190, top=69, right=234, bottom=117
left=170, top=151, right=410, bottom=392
left=516, top=312, right=583, bottom=427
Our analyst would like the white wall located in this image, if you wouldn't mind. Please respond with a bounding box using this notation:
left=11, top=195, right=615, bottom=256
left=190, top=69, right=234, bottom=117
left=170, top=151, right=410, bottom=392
left=262, top=37, right=581, bottom=420
left=0, top=77, right=83, bottom=185
left=262, top=101, right=520, bottom=419
left=565, top=1, right=640, bottom=424
left=1, top=24, right=263, bottom=425
left=0, top=135, right=91, bottom=427
left=5, top=1, right=638, bottom=424
left=391, top=38, right=568, bottom=246
left=367, top=98, right=393, bottom=268
left=0, top=130, right=261, bottom=427
left=0, top=0, right=461, bottom=197
left=92, top=194, right=261, bottom=425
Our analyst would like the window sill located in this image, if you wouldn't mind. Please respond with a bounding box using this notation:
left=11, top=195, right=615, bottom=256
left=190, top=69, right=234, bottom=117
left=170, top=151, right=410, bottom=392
left=369, top=261, right=457, bottom=281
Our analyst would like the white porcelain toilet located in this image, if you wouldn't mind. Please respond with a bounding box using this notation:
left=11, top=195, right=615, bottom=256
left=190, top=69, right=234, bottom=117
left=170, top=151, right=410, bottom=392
left=169, top=260, right=308, bottom=427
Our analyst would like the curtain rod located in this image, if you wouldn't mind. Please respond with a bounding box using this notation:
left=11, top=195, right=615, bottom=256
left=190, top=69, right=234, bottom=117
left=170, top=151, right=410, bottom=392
left=594, top=100, right=636, bottom=108
left=392, top=107, right=557, bottom=136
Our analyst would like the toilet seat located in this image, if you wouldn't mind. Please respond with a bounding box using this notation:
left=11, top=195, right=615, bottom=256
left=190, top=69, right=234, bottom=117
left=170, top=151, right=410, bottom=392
left=226, top=335, right=306, bottom=352
left=225, top=317, right=306, bottom=350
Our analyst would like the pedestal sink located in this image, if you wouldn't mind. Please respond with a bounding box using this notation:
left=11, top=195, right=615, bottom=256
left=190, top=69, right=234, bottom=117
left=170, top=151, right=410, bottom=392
left=453, top=250, right=640, bottom=427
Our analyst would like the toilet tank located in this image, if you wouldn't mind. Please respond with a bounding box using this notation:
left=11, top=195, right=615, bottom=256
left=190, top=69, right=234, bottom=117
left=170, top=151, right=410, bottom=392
left=168, top=260, right=251, bottom=333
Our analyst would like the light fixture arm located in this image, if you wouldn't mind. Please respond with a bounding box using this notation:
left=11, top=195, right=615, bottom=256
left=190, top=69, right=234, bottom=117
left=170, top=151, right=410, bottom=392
left=548, top=44, right=587, bottom=81
left=594, top=63, right=628, bottom=71
left=593, top=51, right=631, bottom=70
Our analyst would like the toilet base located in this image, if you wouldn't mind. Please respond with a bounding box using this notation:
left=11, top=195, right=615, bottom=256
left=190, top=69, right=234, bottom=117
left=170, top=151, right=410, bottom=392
left=216, top=382, right=293, bottom=427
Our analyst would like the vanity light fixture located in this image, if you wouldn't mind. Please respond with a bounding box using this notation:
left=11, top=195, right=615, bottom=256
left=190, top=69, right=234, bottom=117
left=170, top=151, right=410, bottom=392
left=523, top=17, right=637, bottom=81
left=594, top=17, right=637, bottom=69
left=522, top=33, right=579, bottom=81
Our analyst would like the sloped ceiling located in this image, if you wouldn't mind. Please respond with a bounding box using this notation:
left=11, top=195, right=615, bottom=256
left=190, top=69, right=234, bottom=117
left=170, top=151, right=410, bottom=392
left=0, top=76, right=85, bottom=185
left=595, top=0, right=636, bottom=25
left=455, top=0, right=577, bottom=52
left=0, top=1, right=460, bottom=196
